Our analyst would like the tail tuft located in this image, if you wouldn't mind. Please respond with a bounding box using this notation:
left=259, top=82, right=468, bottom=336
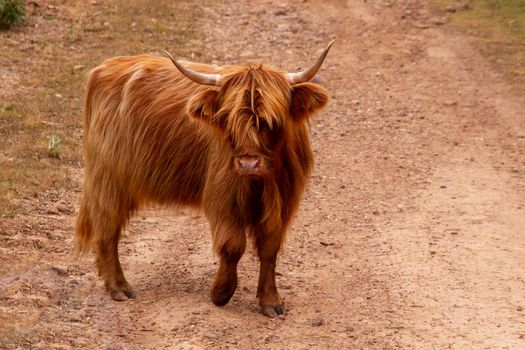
left=75, top=200, right=93, bottom=254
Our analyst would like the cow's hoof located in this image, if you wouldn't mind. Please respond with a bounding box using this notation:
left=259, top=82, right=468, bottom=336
left=108, top=283, right=136, bottom=301
left=211, top=283, right=237, bottom=306
left=261, top=304, right=285, bottom=318
left=211, top=285, right=235, bottom=306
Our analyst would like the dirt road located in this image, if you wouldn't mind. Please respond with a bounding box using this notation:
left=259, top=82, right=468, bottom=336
left=1, top=0, right=524, bottom=349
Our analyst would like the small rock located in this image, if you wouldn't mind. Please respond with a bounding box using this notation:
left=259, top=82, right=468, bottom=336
left=517, top=306, right=523, bottom=312
left=432, top=16, right=448, bottom=25
left=70, top=312, right=83, bottom=322
left=311, top=314, right=323, bottom=326
left=57, top=205, right=69, bottom=213
left=204, top=331, right=220, bottom=341
left=445, top=5, right=456, bottom=12
left=239, top=51, right=254, bottom=58
left=460, top=2, right=470, bottom=10
left=320, top=241, right=334, bottom=246
left=46, top=207, right=60, bottom=215
left=55, top=93, right=63, bottom=98
left=51, top=265, right=69, bottom=276
left=274, top=9, right=287, bottom=16
left=73, top=64, right=86, bottom=71
left=413, top=22, right=430, bottom=29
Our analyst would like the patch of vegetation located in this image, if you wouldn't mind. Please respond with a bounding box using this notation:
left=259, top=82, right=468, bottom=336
left=0, top=0, right=25, bottom=30
left=47, top=134, right=63, bottom=159
left=0, top=102, right=15, bottom=112
left=434, top=0, right=525, bottom=83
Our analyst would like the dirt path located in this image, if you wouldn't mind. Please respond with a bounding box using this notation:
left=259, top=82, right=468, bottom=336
left=1, top=0, right=524, bottom=349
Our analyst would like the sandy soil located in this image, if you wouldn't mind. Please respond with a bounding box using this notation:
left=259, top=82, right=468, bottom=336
left=1, top=0, right=524, bottom=349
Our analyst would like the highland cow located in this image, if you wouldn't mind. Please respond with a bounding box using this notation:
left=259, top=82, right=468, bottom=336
left=76, top=41, right=333, bottom=317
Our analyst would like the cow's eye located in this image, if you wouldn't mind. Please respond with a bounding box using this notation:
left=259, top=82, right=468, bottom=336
left=255, top=118, right=268, bottom=131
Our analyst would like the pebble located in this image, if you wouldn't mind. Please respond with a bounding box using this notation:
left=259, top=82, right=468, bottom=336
left=240, top=51, right=254, bottom=58
left=311, top=314, right=323, bottom=326
left=46, top=206, right=60, bottom=215
left=57, top=205, right=69, bottom=213
left=204, top=331, right=220, bottom=341
left=51, top=265, right=69, bottom=276
left=432, top=17, right=448, bottom=25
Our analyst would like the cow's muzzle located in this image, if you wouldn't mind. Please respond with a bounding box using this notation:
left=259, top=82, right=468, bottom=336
left=234, top=154, right=266, bottom=177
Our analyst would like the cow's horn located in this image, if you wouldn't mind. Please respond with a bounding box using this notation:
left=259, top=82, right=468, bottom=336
left=286, top=40, right=335, bottom=85
left=164, top=51, right=222, bottom=86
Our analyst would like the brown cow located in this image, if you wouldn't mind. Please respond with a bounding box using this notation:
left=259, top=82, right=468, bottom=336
left=76, top=41, right=333, bottom=317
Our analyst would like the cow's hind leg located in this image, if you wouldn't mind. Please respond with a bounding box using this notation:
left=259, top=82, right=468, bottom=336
left=210, top=225, right=246, bottom=307
left=255, top=231, right=284, bottom=317
left=90, top=199, right=135, bottom=301
left=96, top=228, right=135, bottom=301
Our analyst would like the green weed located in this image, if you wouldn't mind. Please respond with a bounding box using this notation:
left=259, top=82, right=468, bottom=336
left=47, top=134, right=63, bottom=159
left=0, top=0, right=25, bottom=30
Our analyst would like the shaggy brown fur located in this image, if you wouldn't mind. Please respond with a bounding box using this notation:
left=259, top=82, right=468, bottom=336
left=76, top=54, right=329, bottom=317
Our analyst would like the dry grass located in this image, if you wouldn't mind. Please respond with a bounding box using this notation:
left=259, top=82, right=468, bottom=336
left=0, top=0, right=206, bottom=216
left=434, top=0, right=525, bottom=85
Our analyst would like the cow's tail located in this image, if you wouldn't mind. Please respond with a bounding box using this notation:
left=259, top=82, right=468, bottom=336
left=76, top=69, right=98, bottom=255
left=82, top=68, right=98, bottom=139
left=75, top=198, right=94, bottom=254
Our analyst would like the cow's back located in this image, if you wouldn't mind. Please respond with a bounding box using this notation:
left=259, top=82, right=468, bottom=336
left=83, top=55, right=215, bottom=208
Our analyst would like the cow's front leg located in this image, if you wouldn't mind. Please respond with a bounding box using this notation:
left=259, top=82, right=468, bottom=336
left=256, top=232, right=284, bottom=317
left=210, top=225, right=246, bottom=307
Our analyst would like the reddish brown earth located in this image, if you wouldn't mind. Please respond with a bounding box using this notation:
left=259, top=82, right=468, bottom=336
left=1, top=0, right=525, bottom=349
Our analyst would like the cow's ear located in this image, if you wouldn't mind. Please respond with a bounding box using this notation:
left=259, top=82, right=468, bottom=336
left=290, top=82, right=329, bottom=121
left=187, top=88, right=221, bottom=126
